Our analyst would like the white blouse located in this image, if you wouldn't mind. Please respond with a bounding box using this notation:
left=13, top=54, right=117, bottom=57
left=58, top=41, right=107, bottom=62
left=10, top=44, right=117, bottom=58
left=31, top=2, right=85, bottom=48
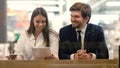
left=14, top=30, right=59, bottom=60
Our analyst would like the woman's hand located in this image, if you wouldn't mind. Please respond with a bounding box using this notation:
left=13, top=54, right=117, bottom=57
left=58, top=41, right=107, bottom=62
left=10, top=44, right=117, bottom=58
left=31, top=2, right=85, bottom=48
left=44, top=54, right=58, bottom=60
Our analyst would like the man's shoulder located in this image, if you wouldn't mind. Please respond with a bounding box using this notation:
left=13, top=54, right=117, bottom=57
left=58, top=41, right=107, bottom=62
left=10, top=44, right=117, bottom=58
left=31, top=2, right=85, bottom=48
left=59, top=24, right=74, bottom=33
left=87, top=23, right=104, bottom=33
left=88, top=23, right=102, bottom=29
left=60, top=24, right=72, bottom=29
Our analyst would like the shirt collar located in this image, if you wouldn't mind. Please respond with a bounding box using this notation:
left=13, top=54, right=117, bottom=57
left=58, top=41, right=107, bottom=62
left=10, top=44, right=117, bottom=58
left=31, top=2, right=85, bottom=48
left=29, top=32, right=43, bottom=40
left=29, top=34, right=35, bottom=40
left=76, top=24, right=87, bottom=34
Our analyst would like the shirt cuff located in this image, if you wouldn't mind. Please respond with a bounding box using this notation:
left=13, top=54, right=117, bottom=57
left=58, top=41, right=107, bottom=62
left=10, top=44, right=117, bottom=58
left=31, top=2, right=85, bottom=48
left=70, top=54, right=75, bottom=60
left=90, top=53, right=96, bottom=59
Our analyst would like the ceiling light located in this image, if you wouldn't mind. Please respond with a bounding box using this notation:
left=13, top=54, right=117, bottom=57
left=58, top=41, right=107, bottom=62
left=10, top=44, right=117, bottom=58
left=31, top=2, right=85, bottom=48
left=106, top=1, right=120, bottom=6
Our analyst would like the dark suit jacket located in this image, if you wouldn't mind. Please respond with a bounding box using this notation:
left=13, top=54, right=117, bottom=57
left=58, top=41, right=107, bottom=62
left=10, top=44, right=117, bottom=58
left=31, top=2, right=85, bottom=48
left=59, top=23, right=109, bottom=59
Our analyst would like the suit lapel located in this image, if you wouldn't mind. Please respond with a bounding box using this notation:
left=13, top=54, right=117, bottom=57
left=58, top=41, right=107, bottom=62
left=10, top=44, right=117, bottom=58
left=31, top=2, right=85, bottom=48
left=84, top=24, right=91, bottom=48
left=69, top=25, right=77, bottom=41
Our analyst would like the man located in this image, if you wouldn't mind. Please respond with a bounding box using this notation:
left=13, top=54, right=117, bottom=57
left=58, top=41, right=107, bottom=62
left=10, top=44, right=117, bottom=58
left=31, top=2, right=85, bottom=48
left=59, top=2, right=109, bottom=60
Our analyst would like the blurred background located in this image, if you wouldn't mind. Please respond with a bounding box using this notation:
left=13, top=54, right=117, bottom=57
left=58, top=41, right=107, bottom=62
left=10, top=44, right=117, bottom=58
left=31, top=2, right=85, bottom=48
left=0, top=0, right=119, bottom=59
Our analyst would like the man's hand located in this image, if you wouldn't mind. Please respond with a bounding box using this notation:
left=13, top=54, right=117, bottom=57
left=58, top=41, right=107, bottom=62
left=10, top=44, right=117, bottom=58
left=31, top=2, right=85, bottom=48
left=74, top=50, right=92, bottom=60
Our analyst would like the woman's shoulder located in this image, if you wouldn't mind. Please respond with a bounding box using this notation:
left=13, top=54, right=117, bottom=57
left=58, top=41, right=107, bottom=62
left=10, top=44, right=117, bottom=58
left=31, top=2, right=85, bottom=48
left=49, top=29, right=58, bottom=37
left=20, top=30, right=31, bottom=38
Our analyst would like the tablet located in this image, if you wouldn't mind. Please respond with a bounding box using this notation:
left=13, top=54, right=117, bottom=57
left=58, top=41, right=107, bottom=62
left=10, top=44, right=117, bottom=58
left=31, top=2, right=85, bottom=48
left=32, top=47, right=51, bottom=59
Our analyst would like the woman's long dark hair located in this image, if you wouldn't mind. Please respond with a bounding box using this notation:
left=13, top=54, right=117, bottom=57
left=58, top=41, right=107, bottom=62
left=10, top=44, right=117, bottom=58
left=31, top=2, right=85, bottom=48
left=27, top=7, right=49, bottom=47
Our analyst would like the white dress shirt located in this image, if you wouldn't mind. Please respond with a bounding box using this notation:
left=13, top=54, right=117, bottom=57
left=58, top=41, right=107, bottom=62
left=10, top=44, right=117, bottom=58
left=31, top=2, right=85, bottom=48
left=14, top=30, right=59, bottom=60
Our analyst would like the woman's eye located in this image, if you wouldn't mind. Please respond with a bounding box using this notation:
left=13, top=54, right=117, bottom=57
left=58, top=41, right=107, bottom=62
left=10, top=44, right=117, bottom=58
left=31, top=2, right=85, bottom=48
left=36, top=20, right=46, bottom=23
left=36, top=20, right=40, bottom=23
left=42, top=21, right=46, bottom=23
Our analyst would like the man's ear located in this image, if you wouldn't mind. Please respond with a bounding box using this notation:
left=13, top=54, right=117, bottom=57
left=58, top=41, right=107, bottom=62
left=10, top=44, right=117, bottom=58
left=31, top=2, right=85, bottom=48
left=84, top=16, right=90, bottom=23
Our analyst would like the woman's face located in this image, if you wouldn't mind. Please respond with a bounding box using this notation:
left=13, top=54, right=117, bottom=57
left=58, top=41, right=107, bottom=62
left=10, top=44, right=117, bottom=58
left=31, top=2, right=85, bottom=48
left=33, top=15, right=46, bottom=33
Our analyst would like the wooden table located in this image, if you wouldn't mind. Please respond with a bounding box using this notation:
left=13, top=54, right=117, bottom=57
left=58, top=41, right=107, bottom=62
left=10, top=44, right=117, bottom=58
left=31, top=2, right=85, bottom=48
left=0, top=59, right=118, bottom=68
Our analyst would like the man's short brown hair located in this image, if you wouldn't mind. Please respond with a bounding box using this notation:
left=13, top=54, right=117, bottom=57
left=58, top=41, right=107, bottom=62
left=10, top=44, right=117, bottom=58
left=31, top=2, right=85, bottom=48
left=70, top=2, right=91, bottom=19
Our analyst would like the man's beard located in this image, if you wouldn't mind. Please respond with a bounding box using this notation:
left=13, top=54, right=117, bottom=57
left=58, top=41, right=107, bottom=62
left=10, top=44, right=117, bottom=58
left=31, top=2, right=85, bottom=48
left=72, top=22, right=82, bottom=29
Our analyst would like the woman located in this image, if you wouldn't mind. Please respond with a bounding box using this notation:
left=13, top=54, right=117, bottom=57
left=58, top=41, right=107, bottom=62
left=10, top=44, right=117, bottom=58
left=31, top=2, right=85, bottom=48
left=14, top=7, right=59, bottom=60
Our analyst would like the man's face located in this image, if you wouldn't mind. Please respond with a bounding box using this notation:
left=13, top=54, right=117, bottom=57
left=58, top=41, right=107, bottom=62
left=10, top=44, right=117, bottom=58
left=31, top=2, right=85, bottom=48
left=70, top=11, right=88, bottom=29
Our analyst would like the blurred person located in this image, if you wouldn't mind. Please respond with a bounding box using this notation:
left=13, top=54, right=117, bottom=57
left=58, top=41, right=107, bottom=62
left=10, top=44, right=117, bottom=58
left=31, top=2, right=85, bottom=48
left=59, top=2, right=109, bottom=60
left=14, top=7, right=59, bottom=60
left=15, top=11, right=29, bottom=29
